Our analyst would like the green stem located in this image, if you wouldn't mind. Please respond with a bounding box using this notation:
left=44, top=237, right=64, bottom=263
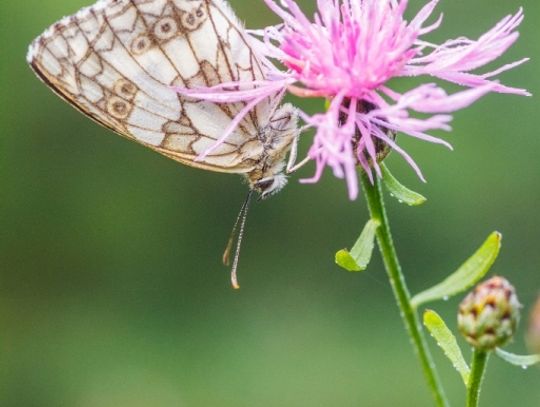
left=466, top=350, right=489, bottom=407
left=360, top=173, right=448, bottom=407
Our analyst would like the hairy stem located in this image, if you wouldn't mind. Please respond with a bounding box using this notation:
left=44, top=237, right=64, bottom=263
left=467, top=350, right=489, bottom=407
left=360, top=173, right=448, bottom=407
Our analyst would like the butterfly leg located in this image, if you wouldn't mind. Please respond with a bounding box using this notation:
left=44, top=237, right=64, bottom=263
left=286, top=132, right=310, bottom=174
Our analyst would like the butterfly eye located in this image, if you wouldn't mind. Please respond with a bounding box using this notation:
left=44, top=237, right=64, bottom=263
left=257, top=174, right=288, bottom=199
left=255, top=179, right=274, bottom=193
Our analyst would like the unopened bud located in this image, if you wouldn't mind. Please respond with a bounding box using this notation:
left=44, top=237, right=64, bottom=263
left=458, top=276, right=520, bottom=350
left=527, top=295, right=540, bottom=354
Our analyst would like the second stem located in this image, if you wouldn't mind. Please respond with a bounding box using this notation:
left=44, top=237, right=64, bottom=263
left=466, top=350, right=489, bottom=407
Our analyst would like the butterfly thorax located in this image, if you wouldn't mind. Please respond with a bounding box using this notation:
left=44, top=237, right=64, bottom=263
left=246, top=103, right=298, bottom=199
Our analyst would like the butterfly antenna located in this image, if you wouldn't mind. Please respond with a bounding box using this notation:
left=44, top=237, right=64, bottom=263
left=223, top=190, right=254, bottom=289
left=222, top=190, right=252, bottom=265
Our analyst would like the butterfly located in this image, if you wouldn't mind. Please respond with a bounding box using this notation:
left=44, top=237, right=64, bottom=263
left=27, top=0, right=304, bottom=288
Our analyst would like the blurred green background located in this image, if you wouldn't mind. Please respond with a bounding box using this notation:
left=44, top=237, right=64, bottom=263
left=1, top=0, right=539, bottom=405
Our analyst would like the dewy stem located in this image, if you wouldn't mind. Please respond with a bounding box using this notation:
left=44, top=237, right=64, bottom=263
left=360, top=172, right=448, bottom=407
left=466, top=350, right=489, bottom=407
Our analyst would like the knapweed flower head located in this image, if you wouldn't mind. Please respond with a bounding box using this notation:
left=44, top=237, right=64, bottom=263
left=458, top=276, right=521, bottom=351
left=178, top=0, right=529, bottom=199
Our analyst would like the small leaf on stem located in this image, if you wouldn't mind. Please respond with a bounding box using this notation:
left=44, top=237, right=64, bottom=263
left=335, top=219, right=380, bottom=272
left=381, top=163, right=427, bottom=206
left=424, top=310, right=470, bottom=385
left=495, top=348, right=540, bottom=368
left=411, top=232, right=502, bottom=308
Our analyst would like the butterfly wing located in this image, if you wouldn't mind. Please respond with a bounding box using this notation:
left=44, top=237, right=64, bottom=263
left=27, top=0, right=275, bottom=173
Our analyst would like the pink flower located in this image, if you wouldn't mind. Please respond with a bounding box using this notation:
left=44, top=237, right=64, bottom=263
left=178, top=0, right=529, bottom=199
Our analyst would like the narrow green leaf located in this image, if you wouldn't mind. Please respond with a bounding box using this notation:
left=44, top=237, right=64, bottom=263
left=335, top=219, right=380, bottom=272
left=381, top=163, right=427, bottom=206
left=495, top=348, right=540, bottom=368
left=411, top=232, right=502, bottom=308
left=423, top=310, right=470, bottom=385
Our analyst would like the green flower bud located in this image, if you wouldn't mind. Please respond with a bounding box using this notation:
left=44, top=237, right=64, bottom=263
left=527, top=295, right=540, bottom=354
left=458, top=276, right=520, bottom=351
